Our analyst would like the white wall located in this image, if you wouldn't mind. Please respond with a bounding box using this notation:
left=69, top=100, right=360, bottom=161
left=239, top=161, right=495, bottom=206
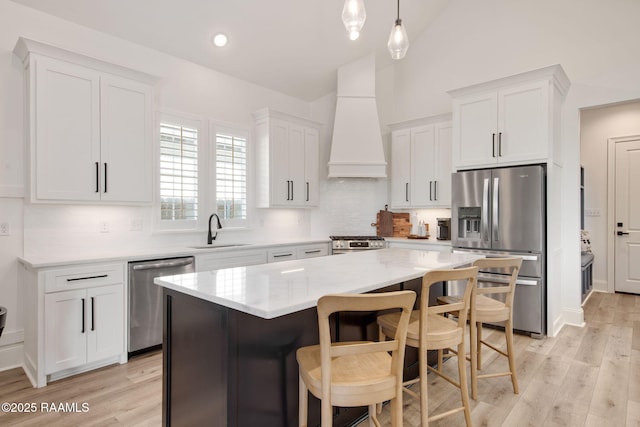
left=384, top=0, right=640, bottom=335
left=580, top=100, right=640, bottom=291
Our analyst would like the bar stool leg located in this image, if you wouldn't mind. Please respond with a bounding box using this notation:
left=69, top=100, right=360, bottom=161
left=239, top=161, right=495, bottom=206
left=505, top=319, right=519, bottom=394
left=457, top=341, right=472, bottom=426
left=470, top=319, right=479, bottom=400
left=419, top=346, right=429, bottom=427
left=298, top=374, right=308, bottom=427
left=477, top=321, right=483, bottom=370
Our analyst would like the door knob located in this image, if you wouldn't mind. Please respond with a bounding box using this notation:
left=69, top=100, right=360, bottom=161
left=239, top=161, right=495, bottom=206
left=617, top=231, right=630, bottom=236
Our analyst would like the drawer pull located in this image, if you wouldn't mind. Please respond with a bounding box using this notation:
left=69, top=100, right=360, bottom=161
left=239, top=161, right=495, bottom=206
left=305, top=250, right=321, bottom=254
left=67, top=274, right=108, bottom=282
left=273, top=253, right=294, bottom=258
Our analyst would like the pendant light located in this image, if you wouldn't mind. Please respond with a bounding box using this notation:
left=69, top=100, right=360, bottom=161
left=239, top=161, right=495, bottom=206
left=387, top=0, right=409, bottom=60
left=342, top=0, right=366, bottom=41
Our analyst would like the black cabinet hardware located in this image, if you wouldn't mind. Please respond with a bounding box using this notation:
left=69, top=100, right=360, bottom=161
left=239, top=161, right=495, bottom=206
left=81, top=298, right=85, bottom=333
left=95, top=162, right=100, bottom=193
left=66, top=274, right=108, bottom=282
left=104, top=163, right=108, bottom=193
left=492, top=133, right=496, bottom=157
left=91, top=297, right=95, bottom=331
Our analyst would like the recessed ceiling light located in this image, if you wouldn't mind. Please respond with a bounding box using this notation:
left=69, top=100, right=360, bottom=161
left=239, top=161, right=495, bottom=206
left=213, top=33, right=228, bottom=47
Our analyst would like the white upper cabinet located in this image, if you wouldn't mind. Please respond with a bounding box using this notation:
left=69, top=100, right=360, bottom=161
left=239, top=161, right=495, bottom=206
left=390, top=117, right=452, bottom=208
left=14, top=37, right=155, bottom=204
left=100, top=75, right=153, bottom=202
left=34, top=56, right=101, bottom=202
left=254, top=108, right=321, bottom=208
left=450, top=65, right=569, bottom=170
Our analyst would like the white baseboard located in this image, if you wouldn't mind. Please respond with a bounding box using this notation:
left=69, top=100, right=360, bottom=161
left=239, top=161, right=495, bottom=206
left=0, top=185, right=24, bottom=199
left=548, top=307, right=586, bottom=337
left=562, top=307, right=586, bottom=328
left=0, top=342, right=23, bottom=373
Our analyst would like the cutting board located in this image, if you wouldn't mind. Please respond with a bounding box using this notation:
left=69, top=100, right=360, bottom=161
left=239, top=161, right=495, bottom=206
left=376, top=211, right=412, bottom=237
left=377, top=210, right=394, bottom=237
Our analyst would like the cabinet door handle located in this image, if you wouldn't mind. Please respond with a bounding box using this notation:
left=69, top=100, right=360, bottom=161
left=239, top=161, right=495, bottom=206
left=91, top=297, right=95, bottom=331
left=104, top=163, right=108, bottom=193
left=286, top=181, right=290, bottom=200
left=492, top=133, right=496, bottom=157
left=81, top=298, right=85, bottom=333
left=498, top=132, right=503, bottom=156
left=95, top=162, right=100, bottom=193
left=306, top=182, right=309, bottom=202
left=290, top=180, right=294, bottom=200
left=429, top=181, right=433, bottom=201
left=434, top=181, right=438, bottom=201
left=405, top=183, right=409, bottom=202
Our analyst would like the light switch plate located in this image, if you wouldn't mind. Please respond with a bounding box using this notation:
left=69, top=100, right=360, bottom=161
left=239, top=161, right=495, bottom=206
left=130, top=219, right=143, bottom=231
left=0, top=222, right=10, bottom=236
left=584, top=208, right=601, bottom=217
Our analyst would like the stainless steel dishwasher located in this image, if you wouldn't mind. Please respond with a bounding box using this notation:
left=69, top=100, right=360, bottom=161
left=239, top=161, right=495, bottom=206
left=128, top=256, right=195, bottom=355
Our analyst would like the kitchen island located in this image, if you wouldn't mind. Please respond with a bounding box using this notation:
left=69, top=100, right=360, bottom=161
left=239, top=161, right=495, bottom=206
left=155, top=248, right=482, bottom=427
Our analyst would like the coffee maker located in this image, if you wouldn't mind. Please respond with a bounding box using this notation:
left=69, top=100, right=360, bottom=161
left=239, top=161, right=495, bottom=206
left=436, top=218, right=451, bottom=240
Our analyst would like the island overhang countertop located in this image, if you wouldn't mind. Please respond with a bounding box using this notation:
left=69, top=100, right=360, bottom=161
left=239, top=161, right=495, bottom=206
left=154, top=248, right=484, bottom=319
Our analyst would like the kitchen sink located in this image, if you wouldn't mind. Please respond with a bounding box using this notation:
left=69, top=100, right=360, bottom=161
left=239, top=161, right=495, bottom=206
left=189, top=243, right=249, bottom=249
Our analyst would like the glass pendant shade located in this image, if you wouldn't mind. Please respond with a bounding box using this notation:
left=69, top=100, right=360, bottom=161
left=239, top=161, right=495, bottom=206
left=387, top=19, right=409, bottom=59
left=342, top=0, right=366, bottom=40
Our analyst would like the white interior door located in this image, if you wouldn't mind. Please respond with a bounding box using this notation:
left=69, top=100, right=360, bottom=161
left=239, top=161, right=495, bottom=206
left=615, top=138, right=640, bottom=293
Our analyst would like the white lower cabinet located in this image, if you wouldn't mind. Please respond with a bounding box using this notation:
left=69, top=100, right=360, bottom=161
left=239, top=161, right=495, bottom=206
left=296, top=244, right=330, bottom=259
left=21, top=261, right=126, bottom=387
left=45, top=284, right=124, bottom=374
left=267, top=247, right=297, bottom=263
left=196, top=249, right=268, bottom=272
left=269, top=243, right=330, bottom=262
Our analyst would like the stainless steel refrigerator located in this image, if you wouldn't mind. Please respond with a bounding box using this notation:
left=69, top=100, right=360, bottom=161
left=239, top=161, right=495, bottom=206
left=450, top=164, right=546, bottom=337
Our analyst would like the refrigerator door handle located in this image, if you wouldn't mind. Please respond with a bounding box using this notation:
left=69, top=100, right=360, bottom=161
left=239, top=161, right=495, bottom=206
left=482, top=178, right=490, bottom=243
left=493, top=177, right=500, bottom=242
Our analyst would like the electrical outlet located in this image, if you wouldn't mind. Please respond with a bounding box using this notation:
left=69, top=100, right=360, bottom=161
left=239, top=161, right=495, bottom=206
left=0, top=222, right=10, bottom=236
left=100, top=221, right=109, bottom=233
left=130, top=219, right=143, bottom=231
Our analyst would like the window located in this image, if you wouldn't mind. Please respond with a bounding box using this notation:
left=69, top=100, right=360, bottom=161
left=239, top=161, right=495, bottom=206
left=215, top=131, right=247, bottom=222
left=159, top=121, right=198, bottom=224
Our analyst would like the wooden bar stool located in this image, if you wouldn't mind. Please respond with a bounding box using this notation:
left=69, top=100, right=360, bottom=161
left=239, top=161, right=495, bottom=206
left=438, top=257, right=522, bottom=400
left=377, top=267, right=478, bottom=427
left=297, top=290, right=416, bottom=427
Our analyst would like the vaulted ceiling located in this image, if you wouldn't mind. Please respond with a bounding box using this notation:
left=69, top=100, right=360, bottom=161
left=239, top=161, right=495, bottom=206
left=11, top=0, right=449, bottom=100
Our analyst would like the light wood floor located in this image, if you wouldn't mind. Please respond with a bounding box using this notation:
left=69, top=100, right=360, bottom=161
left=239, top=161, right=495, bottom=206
left=1, top=291, right=639, bottom=426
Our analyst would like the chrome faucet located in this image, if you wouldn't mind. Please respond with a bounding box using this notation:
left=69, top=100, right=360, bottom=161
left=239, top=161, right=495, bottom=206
left=207, top=213, right=223, bottom=244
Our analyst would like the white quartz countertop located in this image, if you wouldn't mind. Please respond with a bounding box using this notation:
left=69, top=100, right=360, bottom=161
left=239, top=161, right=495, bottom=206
left=155, top=248, right=483, bottom=319
left=18, top=238, right=331, bottom=269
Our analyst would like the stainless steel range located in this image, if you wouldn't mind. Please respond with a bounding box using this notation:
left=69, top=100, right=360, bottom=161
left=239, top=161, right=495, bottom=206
left=330, top=235, right=386, bottom=254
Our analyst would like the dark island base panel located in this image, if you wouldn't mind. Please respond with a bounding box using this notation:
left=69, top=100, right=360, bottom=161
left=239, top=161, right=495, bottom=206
left=162, top=279, right=443, bottom=427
